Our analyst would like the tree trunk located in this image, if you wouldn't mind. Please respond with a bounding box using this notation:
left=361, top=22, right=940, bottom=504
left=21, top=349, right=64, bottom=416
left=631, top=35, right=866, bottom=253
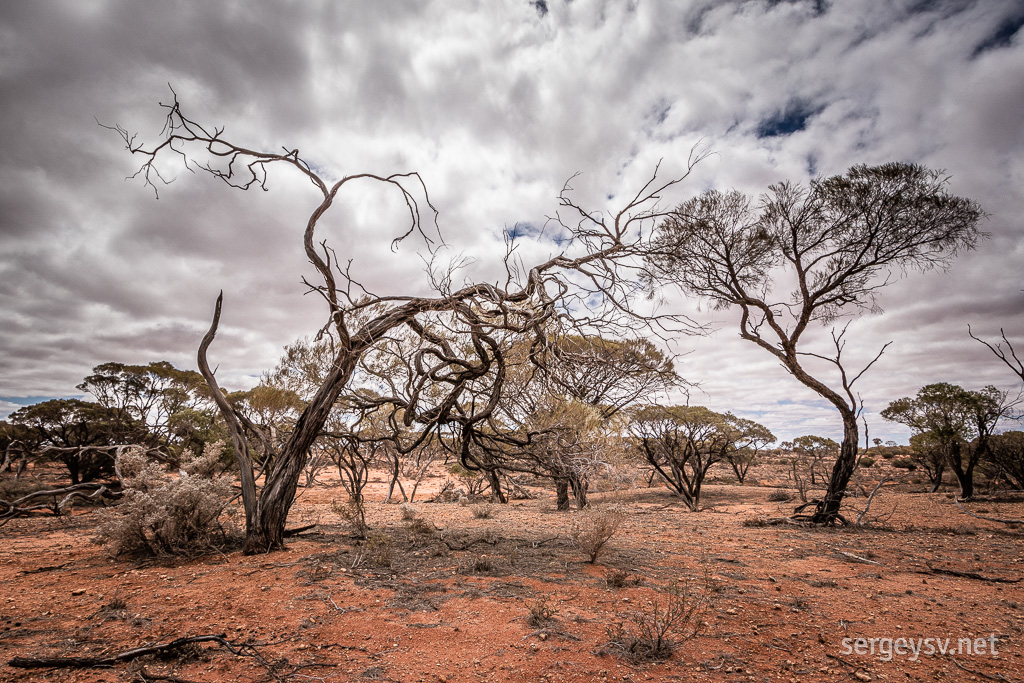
left=953, top=466, right=975, bottom=499
left=569, top=474, right=589, bottom=509
left=239, top=351, right=361, bottom=554
left=555, top=478, right=570, bottom=511
left=487, top=469, right=506, bottom=504
left=812, top=412, right=858, bottom=524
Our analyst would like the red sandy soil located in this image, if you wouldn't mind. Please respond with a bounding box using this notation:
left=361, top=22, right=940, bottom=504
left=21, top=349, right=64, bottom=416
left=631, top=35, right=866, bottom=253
left=2, top=462, right=1023, bottom=683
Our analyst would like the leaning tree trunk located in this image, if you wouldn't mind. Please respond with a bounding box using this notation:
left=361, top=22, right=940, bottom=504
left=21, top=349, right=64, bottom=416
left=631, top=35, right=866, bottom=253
left=487, top=469, right=507, bottom=504
left=241, top=352, right=361, bottom=554
left=812, top=411, right=859, bottom=524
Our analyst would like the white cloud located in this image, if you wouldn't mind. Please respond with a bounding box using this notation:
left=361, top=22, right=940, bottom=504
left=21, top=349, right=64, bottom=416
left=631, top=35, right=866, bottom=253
left=1, top=0, right=1022, bottom=444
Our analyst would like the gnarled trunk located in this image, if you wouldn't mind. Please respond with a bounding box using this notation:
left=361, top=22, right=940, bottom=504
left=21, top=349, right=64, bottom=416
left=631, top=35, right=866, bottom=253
left=812, top=411, right=858, bottom=524
left=555, top=478, right=570, bottom=511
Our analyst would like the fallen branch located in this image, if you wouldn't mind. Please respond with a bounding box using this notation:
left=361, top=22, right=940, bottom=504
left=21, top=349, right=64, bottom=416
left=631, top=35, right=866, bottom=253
left=283, top=523, right=317, bottom=537
left=923, top=562, right=1020, bottom=584
left=856, top=475, right=897, bottom=526
left=135, top=668, right=203, bottom=683
left=825, top=652, right=869, bottom=672
left=9, top=634, right=235, bottom=669
left=0, top=482, right=122, bottom=525
left=954, top=497, right=1024, bottom=526
left=951, top=656, right=1010, bottom=681
left=835, top=550, right=880, bottom=565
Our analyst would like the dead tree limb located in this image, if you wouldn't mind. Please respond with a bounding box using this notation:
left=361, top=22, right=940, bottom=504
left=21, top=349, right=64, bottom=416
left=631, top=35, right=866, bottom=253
left=8, top=634, right=236, bottom=669
left=954, top=496, right=1024, bottom=526
left=855, top=475, right=897, bottom=526
left=923, top=562, right=1021, bottom=584
left=835, top=550, right=880, bottom=565
left=951, top=656, right=1011, bottom=682
left=0, top=482, right=121, bottom=525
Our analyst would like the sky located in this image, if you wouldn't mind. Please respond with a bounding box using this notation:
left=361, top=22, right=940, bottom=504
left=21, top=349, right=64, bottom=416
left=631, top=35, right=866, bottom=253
left=1, top=0, right=1023, bottom=444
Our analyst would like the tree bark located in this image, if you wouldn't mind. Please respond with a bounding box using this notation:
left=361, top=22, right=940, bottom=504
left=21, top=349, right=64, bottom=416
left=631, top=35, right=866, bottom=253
left=487, top=469, right=507, bottom=504
left=813, top=411, right=858, bottom=524
left=569, top=473, right=589, bottom=509
left=555, top=478, right=570, bottom=511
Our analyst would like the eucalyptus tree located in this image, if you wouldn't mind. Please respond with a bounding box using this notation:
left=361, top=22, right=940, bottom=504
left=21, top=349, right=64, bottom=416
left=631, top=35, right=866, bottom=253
left=8, top=399, right=121, bottom=484
left=631, top=404, right=731, bottom=510
left=882, top=383, right=1010, bottom=499
left=110, top=95, right=705, bottom=552
left=647, top=163, right=983, bottom=523
left=721, top=414, right=775, bottom=484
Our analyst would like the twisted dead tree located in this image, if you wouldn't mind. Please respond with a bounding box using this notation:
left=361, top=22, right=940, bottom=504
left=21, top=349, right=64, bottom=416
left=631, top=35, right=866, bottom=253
left=110, top=93, right=704, bottom=553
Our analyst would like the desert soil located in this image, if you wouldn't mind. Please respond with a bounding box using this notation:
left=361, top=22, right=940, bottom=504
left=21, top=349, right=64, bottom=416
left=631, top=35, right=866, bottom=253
left=2, top=462, right=1023, bottom=682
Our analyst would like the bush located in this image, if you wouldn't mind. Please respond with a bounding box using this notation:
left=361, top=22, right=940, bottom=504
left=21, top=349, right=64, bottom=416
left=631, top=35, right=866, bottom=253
left=603, top=578, right=711, bottom=662
left=570, top=506, right=624, bottom=564
left=767, top=489, right=791, bottom=502
left=891, top=457, right=917, bottom=471
left=526, top=598, right=557, bottom=628
left=472, top=504, right=495, bottom=519
left=93, top=444, right=235, bottom=558
left=859, top=457, right=876, bottom=468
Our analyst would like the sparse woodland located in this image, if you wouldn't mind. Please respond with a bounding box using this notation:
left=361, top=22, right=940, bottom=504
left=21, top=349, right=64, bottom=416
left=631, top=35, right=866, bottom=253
left=3, top=98, right=1023, bottom=682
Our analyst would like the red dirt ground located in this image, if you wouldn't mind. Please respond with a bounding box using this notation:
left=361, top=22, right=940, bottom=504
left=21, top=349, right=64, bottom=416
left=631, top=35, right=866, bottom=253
left=2, top=463, right=1023, bottom=682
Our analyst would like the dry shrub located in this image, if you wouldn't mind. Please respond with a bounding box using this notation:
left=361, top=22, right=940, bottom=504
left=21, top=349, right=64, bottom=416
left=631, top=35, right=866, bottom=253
left=405, top=516, right=434, bottom=537
left=526, top=598, right=557, bottom=628
left=332, top=497, right=368, bottom=538
left=363, top=532, right=394, bottom=568
left=603, top=575, right=712, bottom=663
left=767, top=489, right=792, bottom=502
left=93, top=444, right=235, bottom=558
left=606, top=569, right=645, bottom=589
left=472, top=504, right=495, bottom=519
left=570, top=506, right=624, bottom=564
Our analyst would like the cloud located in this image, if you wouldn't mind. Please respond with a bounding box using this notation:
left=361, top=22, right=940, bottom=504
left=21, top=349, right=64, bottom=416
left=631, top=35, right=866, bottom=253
left=1, top=0, right=1022, bottom=446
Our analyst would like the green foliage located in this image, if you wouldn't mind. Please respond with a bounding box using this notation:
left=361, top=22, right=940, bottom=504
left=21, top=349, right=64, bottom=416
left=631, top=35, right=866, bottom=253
left=631, top=405, right=772, bottom=507
left=986, top=431, right=1024, bottom=490
left=9, top=399, right=123, bottom=483
left=77, top=361, right=209, bottom=450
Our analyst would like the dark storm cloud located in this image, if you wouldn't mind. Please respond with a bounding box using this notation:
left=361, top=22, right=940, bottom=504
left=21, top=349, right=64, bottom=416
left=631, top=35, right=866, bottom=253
left=1, top=0, right=1022, bottom=442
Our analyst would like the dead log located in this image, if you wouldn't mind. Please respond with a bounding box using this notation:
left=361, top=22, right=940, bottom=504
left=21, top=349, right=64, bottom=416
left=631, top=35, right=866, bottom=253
left=954, top=496, right=1024, bottom=526
left=923, top=562, right=1020, bottom=584
left=8, top=634, right=234, bottom=669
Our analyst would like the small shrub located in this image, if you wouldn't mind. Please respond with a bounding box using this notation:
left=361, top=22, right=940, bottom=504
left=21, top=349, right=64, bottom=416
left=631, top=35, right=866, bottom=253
left=405, top=516, right=434, bottom=536
left=570, top=507, right=624, bottom=564
left=767, top=489, right=791, bottom=502
left=603, top=578, right=711, bottom=663
left=526, top=598, right=558, bottom=628
left=472, top=504, right=495, bottom=519
left=464, top=556, right=495, bottom=574
left=606, top=569, right=645, bottom=589
left=859, top=457, right=876, bottom=468
left=93, top=444, right=235, bottom=558
left=742, top=516, right=768, bottom=527
left=364, top=532, right=394, bottom=568
left=93, top=594, right=129, bottom=623
left=891, top=457, right=917, bottom=471
left=332, top=497, right=368, bottom=538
